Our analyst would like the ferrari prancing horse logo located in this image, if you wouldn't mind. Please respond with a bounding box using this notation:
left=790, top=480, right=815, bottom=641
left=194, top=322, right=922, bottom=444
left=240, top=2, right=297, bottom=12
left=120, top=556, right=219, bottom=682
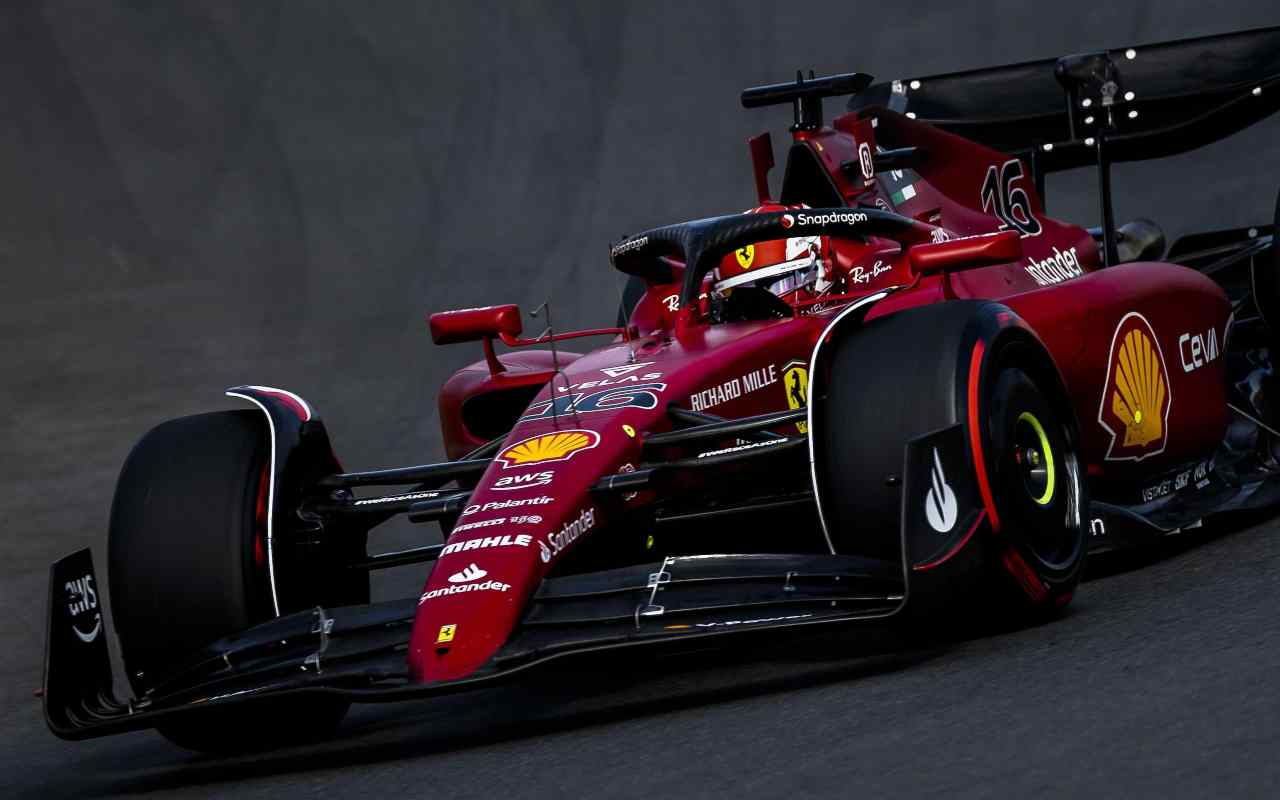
left=783, top=360, right=809, bottom=434
left=1098, top=312, right=1171, bottom=462
left=735, top=244, right=755, bottom=270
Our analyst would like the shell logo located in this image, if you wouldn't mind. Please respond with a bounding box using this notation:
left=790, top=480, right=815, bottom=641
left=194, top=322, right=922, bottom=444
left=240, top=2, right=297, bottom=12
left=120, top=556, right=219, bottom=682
left=497, top=430, right=601, bottom=468
left=1098, top=312, right=1171, bottom=461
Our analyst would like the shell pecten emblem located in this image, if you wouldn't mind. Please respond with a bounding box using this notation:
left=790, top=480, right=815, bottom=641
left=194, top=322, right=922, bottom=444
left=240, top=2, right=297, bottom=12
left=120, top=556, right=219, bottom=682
left=497, top=430, right=601, bottom=468
left=1098, top=312, right=1170, bottom=461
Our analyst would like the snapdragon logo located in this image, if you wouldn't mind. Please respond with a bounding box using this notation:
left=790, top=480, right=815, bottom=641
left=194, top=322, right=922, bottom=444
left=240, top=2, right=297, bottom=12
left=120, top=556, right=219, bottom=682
left=794, top=211, right=868, bottom=227
left=611, top=236, right=648, bottom=257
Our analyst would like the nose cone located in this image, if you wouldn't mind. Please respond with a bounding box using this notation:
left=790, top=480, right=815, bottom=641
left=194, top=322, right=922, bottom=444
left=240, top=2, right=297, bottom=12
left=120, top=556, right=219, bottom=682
left=407, top=427, right=623, bottom=683
left=408, top=552, right=538, bottom=681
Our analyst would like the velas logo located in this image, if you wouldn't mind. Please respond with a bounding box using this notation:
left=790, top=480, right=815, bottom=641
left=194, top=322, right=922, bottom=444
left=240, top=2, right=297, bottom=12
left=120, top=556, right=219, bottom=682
left=497, top=430, right=600, bottom=468
left=1098, top=312, right=1171, bottom=461
left=600, top=362, right=654, bottom=378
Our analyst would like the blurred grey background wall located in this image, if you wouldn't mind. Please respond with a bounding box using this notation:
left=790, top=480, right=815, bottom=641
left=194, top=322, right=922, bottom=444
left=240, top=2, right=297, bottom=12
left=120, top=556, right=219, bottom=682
left=2, top=0, right=1277, bottom=730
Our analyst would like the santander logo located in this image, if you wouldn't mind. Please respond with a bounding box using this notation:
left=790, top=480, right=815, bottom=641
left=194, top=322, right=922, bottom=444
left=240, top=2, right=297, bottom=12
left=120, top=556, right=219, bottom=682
left=448, top=563, right=487, bottom=583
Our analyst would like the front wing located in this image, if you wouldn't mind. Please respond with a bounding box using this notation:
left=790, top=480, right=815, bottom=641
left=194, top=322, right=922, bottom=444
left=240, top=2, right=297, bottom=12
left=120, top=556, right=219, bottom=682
left=44, top=426, right=980, bottom=740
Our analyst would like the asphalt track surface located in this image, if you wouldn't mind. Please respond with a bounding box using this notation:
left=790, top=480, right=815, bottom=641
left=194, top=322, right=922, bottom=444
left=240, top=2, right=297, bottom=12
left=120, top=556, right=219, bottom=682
left=5, top=2, right=1280, bottom=797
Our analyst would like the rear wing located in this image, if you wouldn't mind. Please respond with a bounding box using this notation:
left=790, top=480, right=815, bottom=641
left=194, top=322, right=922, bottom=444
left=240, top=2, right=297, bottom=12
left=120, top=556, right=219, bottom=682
left=847, top=26, right=1280, bottom=266
left=848, top=25, right=1280, bottom=173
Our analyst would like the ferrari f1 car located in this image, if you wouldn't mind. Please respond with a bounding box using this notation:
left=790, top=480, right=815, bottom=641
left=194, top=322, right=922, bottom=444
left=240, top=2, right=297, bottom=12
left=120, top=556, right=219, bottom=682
left=45, top=26, right=1280, bottom=751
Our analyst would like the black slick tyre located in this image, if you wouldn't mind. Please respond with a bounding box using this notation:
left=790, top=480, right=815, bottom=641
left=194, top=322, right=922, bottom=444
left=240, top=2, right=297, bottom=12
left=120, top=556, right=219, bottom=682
left=813, top=300, right=1085, bottom=620
left=108, top=410, right=348, bottom=752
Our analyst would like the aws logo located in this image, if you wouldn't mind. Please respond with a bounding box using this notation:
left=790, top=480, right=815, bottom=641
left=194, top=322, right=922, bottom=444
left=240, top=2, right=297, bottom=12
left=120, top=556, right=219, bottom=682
left=1098, top=312, right=1171, bottom=461
left=492, top=470, right=554, bottom=491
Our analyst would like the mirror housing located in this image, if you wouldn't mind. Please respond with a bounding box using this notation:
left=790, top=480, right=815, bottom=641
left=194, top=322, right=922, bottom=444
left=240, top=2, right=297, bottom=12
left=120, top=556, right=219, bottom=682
left=429, top=304, right=523, bottom=345
left=909, top=230, right=1023, bottom=275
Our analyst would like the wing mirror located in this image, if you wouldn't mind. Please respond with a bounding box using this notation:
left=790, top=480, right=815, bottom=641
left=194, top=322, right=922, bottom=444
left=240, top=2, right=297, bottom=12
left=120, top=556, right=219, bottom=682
left=429, top=304, right=523, bottom=345
left=429, top=305, right=524, bottom=375
left=908, top=230, right=1023, bottom=275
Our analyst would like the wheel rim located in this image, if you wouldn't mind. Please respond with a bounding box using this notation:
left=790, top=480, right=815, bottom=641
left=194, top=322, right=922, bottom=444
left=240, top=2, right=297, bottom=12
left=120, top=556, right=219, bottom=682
left=989, top=368, right=1083, bottom=574
left=1013, top=411, right=1056, bottom=507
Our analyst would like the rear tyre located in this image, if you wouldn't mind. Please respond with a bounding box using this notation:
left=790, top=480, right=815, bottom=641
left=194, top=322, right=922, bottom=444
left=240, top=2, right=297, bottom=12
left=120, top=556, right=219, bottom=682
left=108, top=411, right=349, bottom=752
left=814, top=301, right=1085, bottom=620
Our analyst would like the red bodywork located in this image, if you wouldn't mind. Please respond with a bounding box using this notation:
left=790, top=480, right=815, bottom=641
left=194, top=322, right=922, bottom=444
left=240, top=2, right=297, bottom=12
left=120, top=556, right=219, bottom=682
left=411, top=108, right=1230, bottom=683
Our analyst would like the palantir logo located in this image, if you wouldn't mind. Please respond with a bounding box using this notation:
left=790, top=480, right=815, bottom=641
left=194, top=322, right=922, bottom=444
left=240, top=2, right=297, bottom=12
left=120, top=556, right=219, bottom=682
left=924, top=448, right=957, bottom=533
left=448, top=563, right=487, bottom=584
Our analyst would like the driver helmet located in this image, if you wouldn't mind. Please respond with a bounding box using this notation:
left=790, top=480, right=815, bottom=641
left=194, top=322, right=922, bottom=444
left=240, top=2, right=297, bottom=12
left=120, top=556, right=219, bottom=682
left=714, top=204, right=829, bottom=300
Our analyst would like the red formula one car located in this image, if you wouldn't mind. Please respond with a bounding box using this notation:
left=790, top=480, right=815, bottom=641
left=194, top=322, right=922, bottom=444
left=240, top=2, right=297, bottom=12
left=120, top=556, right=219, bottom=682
left=45, top=27, right=1280, bottom=751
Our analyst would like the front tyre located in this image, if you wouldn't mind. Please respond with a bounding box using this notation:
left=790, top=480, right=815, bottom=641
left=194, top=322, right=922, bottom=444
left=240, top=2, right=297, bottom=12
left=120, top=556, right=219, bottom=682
left=108, top=410, right=349, bottom=752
